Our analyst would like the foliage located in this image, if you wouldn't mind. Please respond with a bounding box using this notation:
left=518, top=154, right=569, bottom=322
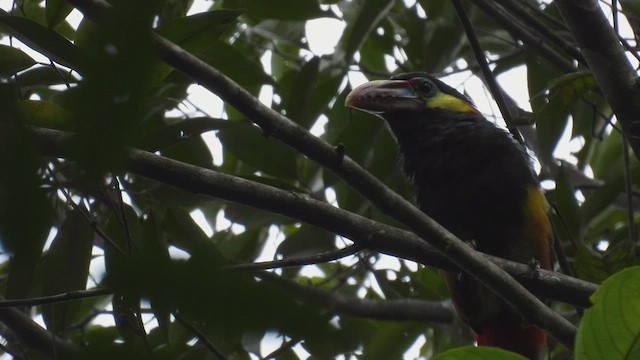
left=0, top=0, right=639, bottom=359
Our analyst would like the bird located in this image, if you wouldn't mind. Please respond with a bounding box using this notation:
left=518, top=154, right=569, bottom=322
left=345, top=72, right=552, bottom=359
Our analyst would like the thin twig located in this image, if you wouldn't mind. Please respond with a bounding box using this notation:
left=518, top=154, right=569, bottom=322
left=223, top=244, right=364, bottom=272
left=450, top=0, right=524, bottom=143
left=44, top=165, right=126, bottom=255
left=0, top=288, right=112, bottom=308
left=469, top=0, right=576, bottom=72
left=622, top=135, right=638, bottom=244
left=173, top=313, right=229, bottom=360
left=263, top=337, right=300, bottom=359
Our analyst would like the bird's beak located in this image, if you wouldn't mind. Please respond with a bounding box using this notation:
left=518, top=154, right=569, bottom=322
left=345, top=80, right=425, bottom=114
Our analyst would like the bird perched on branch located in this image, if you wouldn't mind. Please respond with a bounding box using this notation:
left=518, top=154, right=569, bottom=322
left=345, top=72, right=552, bottom=359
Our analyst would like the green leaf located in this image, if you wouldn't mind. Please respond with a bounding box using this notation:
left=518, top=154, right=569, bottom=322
left=42, top=208, right=94, bottom=334
left=276, top=225, right=336, bottom=258
left=160, top=132, right=215, bottom=170
left=0, top=10, right=86, bottom=72
left=45, top=0, right=74, bottom=27
left=286, top=56, right=320, bottom=129
left=216, top=227, right=268, bottom=260
left=16, top=99, right=75, bottom=130
left=590, top=127, right=623, bottom=179
left=0, top=44, right=36, bottom=76
left=546, top=71, right=597, bottom=106
left=574, top=240, right=636, bottom=283
left=221, top=0, right=332, bottom=20
left=217, top=122, right=299, bottom=179
left=155, top=10, right=241, bottom=53
left=14, top=65, right=78, bottom=87
left=526, top=55, right=561, bottom=164
left=225, top=202, right=293, bottom=228
left=362, top=322, right=425, bottom=360
left=340, top=0, right=394, bottom=63
left=0, top=123, right=53, bottom=300
left=432, top=345, right=527, bottom=360
left=415, top=0, right=465, bottom=72
left=575, top=266, right=640, bottom=360
left=200, top=41, right=274, bottom=87
left=549, top=165, right=581, bottom=245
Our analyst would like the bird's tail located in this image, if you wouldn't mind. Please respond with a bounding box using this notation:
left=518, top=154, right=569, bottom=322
left=476, top=322, right=546, bottom=360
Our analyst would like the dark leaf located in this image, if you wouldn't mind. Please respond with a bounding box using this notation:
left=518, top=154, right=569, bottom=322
left=42, top=209, right=94, bottom=334
left=0, top=44, right=35, bottom=76
left=45, top=0, right=74, bottom=27
left=217, top=122, right=299, bottom=179
left=0, top=10, right=87, bottom=72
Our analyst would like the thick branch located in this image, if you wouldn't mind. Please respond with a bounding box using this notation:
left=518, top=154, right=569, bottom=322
left=0, top=306, right=78, bottom=357
left=30, top=126, right=596, bottom=309
left=0, top=257, right=453, bottom=324
left=555, top=0, right=640, bottom=159
left=257, top=271, right=454, bottom=323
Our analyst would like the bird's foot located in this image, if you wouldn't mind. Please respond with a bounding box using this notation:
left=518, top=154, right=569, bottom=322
left=525, top=258, right=542, bottom=279
left=465, top=239, right=477, bottom=250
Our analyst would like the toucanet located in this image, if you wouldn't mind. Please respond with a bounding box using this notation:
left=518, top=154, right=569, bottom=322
left=345, top=72, right=552, bottom=359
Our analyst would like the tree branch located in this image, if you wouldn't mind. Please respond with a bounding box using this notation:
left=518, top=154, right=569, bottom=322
left=174, top=313, right=228, bottom=360
left=0, top=288, right=111, bottom=308
left=0, top=304, right=78, bottom=357
left=29, top=126, right=596, bottom=310
left=0, top=263, right=453, bottom=324
left=223, top=244, right=365, bottom=272
left=555, top=0, right=640, bottom=159
left=257, top=270, right=454, bottom=323
left=469, top=0, right=576, bottom=72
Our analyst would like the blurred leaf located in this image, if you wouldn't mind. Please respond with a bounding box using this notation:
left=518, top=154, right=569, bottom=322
left=414, top=266, right=449, bottom=300
left=45, top=0, right=73, bottom=27
left=155, top=10, right=240, bottom=53
left=590, top=127, right=623, bottom=179
left=200, top=41, right=274, bottom=87
left=575, top=266, right=640, bottom=360
left=42, top=208, right=94, bottom=334
left=217, top=122, right=299, bottom=179
left=277, top=224, right=336, bottom=258
left=0, top=122, right=52, bottom=300
left=433, top=345, right=527, bottom=359
left=216, top=227, right=268, bottom=260
left=160, top=132, right=215, bottom=169
left=286, top=56, right=320, bottom=129
left=138, top=116, right=230, bottom=152
left=221, top=0, right=332, bottom=20
left=16, top=99, right=75, bottom=130
left=341, top=0, right=393, bottom=63
left=0, top=44, right=35, bottom=75
left=14, top=65, right=78, bottom=87
left=0, top=10, right=87, bottom=72
left=362, top=322, right=426, bottom=360
left=574, top=240, right=636, bottom=283
left=225, top=202, right=293, bottom=228
left=549, top=165, right=581, bottom=245
left=527, top=55, right=561, bottom=165
left=415, top=0, right=466, bottom=72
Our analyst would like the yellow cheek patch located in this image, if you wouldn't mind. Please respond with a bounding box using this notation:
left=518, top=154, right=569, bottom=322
left=426, top=92, right=479, bottom=114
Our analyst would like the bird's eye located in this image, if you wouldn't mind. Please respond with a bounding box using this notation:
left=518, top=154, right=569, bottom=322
left=412, top=79, right=435, bottom=95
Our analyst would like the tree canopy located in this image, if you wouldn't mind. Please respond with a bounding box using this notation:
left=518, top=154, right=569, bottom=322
left=0, top=0, right=639, bottom=359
